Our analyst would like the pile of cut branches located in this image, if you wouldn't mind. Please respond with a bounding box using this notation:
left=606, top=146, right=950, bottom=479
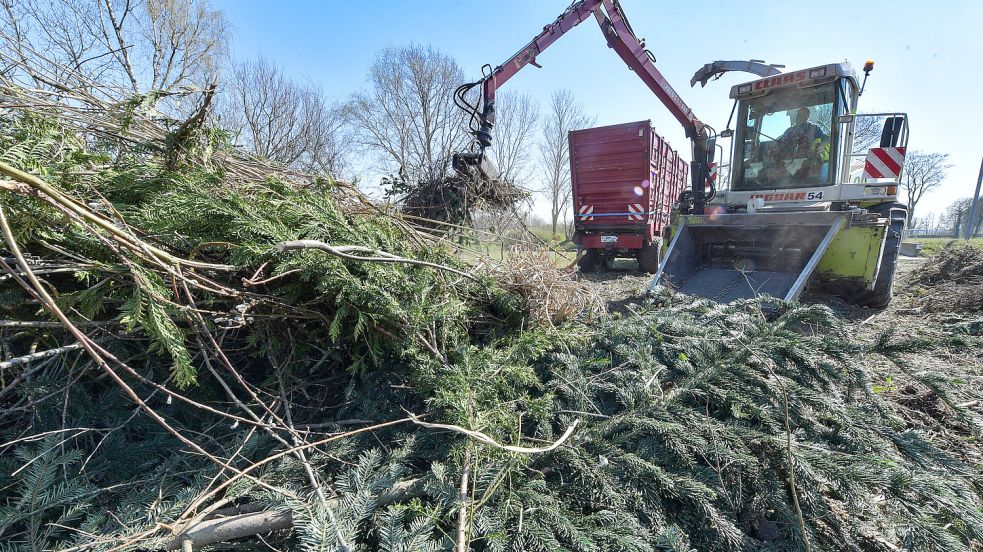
left=908, top=245, right=983, bottom=313
left=387, top=171, right=527, bottom=231
left=491, top=246, right=600, bottom=326
left=1, top=77, right=981, bottom=552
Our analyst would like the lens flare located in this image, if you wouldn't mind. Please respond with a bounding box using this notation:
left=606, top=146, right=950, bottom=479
left=633, top=186, right=644, bottom=196
left=641, top=179, right=650, bottom=188
left=706, top=204, right=727, bottom=221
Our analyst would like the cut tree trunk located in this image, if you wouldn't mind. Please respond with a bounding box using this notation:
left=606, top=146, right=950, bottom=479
left=164, top=478, right=423, bottom=550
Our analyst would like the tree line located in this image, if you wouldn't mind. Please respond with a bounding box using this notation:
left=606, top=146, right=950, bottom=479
left=910, top=196, right=983, bottom=237
left=1, top=0, right=961, bottom=239
left=0, top=0, right=590, bottom=238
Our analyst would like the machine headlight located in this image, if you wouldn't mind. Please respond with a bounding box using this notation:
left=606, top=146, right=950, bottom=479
left=808, top=67, right=827, bottom=79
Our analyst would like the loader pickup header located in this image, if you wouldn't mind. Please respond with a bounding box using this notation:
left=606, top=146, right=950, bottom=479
left=654, top=211, right=849, bottom=303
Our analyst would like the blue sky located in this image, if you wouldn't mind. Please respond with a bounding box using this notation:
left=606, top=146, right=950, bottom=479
left=216, top=0, right=982, bottom=221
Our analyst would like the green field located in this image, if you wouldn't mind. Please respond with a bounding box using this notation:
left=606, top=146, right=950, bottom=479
left=460, top=240, right=577, bottom=266
left=527, top=226, right=574, bottom=247
left=908, top=237, right=983, bottom=255
left=455, top=225, right=578, bottom=266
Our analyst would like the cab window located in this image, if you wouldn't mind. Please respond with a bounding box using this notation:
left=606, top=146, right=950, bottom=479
left=734, top=83, right=836, bottom=191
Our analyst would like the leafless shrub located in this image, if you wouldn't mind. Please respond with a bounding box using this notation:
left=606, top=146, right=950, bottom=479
left=218, top=56, right=350, bottom=177
left=491, top=246, right=601, bottom=325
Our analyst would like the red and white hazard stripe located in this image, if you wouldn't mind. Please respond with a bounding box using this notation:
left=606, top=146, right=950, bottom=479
left=708, top=162, right=718, bottom=183
left=864, top=147, right=906, bottom=179
left=578, top=204, right=594, bottom=221
left=627, top=203, right=645, bottom=221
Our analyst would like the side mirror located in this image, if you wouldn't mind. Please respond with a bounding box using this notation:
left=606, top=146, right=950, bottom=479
left=706, top=137, right=717, bottom=164
left=720, top=128, right=734, bottom=138
left=838, top=114, right=854, bottom=123
left=880, top=116, right=904, bottom=147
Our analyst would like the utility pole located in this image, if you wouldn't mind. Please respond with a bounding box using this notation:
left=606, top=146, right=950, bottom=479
left=965, top=157, right=983, bottom=240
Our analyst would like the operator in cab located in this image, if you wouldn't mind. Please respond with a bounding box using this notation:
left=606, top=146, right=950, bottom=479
left=761, top=107, right=830, bottom=188
left=779, top=107, right=828, bottom=154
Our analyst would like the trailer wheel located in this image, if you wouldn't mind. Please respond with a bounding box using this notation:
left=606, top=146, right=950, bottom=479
left=637, top=239, right=662, bottom=274
left=577, top=249, right=597, bottom=272
left=598, top=255, right=615, bottom=272
left=851, top=203, right=907, bottom=308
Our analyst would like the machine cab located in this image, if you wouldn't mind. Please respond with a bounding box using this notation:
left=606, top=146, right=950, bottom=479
left=655, top=62, right=911, bottom=307
left=727, top=64, right=858, bottom=196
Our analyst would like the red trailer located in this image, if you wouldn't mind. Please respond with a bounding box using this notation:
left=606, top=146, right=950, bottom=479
left=569, top=120, right=689, bottom=272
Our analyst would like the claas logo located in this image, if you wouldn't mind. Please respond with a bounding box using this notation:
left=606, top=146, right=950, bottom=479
left=753, top=71, right=807, bottom=91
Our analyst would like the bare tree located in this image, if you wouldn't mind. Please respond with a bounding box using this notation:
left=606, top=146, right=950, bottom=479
left=942, top=197, right=983, bottom=237
left=839, top=114, right=887, bottom=179
left=0, top=0, right=226, bottom=108
left=219, top=56, right=349, bottom=177
left=539, top=90, right=594, bottom=238
left=851, top=114, right=884, bottom=153
left=901, top=151, right=951, bottom=224
left=488, top=91, right=540, bottom=188
left=525, top=212, right=549, bottom=228
left=348, top=45, right=470, bottom=183
left=141, top=0, right=225, bottom=93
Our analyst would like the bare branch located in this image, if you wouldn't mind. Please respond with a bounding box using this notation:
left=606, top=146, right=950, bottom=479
left=0, top=341, right=84, bottom=370
left=408, top=413, right=580, bottom=454
left=164, top=479, right=424, bottom=550
left=275, top=239, right=481, bottom=283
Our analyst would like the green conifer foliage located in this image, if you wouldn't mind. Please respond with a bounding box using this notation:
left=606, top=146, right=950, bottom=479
left=1, top=102, right=980, bottom=552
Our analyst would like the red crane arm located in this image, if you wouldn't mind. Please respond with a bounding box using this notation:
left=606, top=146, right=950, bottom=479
left=454, top=0, right=712, bottom=212
left=478, top=0, right=601, bottom=108
left=593, top=0, right=703, bottom=138
left=474, top=0, right=703, bottom=140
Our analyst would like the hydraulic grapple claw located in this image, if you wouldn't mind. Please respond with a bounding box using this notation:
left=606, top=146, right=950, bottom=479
left=452, top=151, right=501, bottom=183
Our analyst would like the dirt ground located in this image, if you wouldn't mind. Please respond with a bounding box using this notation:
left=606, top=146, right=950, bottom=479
left=583, top=254, right=931, bottom=312
left=835, top=257, right=982, bottom=465
left=582, top=255, right=938, bottom=322
left=579, top=262, right=653, bottom=313
left=582, top=255, right=983, bottom=465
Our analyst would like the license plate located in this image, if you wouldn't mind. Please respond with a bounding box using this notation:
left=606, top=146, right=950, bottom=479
left=600, top=235, right=618, bottom=244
